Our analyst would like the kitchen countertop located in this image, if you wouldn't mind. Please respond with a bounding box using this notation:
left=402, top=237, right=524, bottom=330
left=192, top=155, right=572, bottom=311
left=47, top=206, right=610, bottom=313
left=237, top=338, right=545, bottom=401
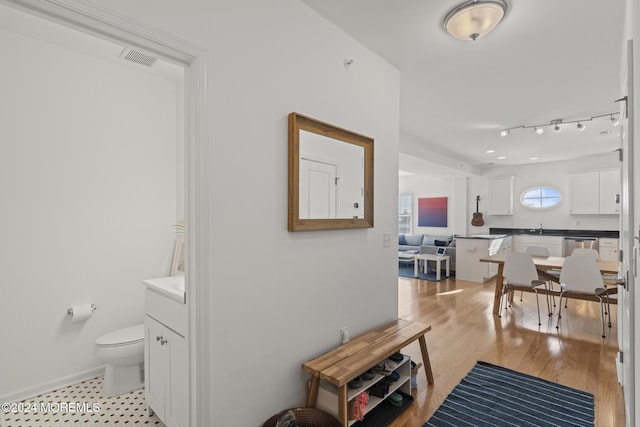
left=457, top=234, right=509, bottom=239
left=489, top=228, right=619, bottom=238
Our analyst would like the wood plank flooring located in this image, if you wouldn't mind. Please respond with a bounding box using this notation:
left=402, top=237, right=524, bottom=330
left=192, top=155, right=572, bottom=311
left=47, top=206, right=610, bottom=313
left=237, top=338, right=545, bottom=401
left=392, top=275, right=625, bottom=427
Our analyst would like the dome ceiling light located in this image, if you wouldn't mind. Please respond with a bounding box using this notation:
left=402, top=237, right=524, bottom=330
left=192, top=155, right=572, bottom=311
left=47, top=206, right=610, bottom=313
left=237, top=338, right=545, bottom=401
left=443, top=0, right=508, bottom=41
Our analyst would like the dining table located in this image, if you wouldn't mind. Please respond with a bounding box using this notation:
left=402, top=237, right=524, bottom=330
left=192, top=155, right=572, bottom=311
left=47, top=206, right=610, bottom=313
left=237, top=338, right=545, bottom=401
left=479, top=253, right=620, bottom=315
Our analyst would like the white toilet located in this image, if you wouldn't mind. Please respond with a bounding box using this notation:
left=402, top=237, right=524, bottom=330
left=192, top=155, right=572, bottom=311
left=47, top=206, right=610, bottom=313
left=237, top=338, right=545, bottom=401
left=95, top=324, right=145, bottom=397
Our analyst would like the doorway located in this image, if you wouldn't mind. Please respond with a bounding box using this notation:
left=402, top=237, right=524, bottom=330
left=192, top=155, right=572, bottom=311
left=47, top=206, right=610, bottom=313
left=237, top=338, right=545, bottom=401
left=0, top=1, right=205, bottom=424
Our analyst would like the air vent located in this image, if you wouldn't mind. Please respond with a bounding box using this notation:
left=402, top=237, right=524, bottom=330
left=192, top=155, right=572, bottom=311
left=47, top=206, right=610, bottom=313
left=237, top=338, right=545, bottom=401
left=119, top=48, right=157, bottom=67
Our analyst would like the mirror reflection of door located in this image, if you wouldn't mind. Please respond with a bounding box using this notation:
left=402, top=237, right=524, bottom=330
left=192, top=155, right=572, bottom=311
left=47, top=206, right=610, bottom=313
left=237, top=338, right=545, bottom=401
left=299, top=157, right=337, bottom=218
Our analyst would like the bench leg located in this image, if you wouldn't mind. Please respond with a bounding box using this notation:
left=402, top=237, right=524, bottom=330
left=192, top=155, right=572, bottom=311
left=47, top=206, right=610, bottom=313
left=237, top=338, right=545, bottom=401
left=418, top=335, right=434, bottom=384
left=338, top=384, right=348, bottom=427
left=306, top=376, right=320, bottom=407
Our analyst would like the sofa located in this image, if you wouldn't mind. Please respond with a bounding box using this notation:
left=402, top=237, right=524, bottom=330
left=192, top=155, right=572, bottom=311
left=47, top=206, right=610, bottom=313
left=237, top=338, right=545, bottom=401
left=399, top=234, right=457, bottom=273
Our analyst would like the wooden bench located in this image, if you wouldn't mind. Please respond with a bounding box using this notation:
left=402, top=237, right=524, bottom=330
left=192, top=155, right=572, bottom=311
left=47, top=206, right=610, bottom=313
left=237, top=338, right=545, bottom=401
left=301, top=319, right=434, bottom=426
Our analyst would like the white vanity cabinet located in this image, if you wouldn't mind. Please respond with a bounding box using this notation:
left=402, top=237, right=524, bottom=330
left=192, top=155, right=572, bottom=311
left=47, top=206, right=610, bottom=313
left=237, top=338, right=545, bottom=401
left=144, top=287, right=188, bottom=427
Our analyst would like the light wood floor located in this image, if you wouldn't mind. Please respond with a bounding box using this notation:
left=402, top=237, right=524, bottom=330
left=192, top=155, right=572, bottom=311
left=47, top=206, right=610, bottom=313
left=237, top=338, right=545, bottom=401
left=392, top=275, right=625, bottom=427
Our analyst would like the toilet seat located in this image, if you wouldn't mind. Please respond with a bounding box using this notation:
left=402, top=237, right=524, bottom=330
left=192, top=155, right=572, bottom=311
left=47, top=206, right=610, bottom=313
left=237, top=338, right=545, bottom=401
left=96, top=324, right=144, bottom=347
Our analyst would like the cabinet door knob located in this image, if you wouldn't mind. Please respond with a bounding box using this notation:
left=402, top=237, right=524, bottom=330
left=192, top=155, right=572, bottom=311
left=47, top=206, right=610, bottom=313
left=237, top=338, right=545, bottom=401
left=156, top=336, right=163, bottom=342
left=160, top=338, right=168, bottom=345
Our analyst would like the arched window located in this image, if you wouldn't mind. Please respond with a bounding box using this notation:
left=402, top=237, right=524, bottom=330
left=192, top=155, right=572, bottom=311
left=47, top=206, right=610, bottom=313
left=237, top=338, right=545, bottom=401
left=520, top=186, right=561, bottom=210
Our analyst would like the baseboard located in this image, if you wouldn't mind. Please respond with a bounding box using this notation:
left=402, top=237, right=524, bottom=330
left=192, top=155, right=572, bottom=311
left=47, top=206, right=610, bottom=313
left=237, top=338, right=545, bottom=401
left=616, top=351, right=623, bottom=384
left=0, top=365, right=105, bottom=403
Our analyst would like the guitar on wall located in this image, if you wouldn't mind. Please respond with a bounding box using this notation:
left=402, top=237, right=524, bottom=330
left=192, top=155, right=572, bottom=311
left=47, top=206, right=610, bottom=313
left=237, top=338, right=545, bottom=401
left=471, top=195, right=484, bottom=226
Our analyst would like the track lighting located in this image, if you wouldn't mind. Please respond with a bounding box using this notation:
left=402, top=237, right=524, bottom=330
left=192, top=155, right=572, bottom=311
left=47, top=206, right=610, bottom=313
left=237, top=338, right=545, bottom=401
left=499, top=111, right=620, bottom=136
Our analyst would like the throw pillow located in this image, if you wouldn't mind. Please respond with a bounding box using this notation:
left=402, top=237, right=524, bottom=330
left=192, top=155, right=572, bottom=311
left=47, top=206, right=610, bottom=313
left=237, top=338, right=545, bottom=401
left=405, top=234, right=423, bottom=246
left=434, top=240, right=448, bottom=246
left=399, top=234, right=407, bottom=245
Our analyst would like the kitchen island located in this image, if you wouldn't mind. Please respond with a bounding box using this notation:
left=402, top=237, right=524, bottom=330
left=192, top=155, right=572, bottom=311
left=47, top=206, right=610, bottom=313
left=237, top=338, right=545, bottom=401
left=456, top=235, right=512, bottom=282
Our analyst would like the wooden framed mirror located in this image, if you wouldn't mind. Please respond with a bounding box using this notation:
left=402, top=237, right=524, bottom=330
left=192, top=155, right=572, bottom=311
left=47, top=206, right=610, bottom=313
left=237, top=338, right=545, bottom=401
left=288, top=112, right=374, bottom=231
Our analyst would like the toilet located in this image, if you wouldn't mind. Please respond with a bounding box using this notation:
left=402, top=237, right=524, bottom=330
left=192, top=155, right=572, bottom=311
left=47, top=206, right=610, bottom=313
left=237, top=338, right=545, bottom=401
left=95, top=324, right=145, bottom=397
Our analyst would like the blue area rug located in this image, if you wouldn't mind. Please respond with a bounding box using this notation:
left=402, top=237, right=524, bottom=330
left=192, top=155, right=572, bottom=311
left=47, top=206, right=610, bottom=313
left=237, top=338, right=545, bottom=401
left=424, top=361, right=594, bottom=427
left=398, top=262, right=447, bottom=282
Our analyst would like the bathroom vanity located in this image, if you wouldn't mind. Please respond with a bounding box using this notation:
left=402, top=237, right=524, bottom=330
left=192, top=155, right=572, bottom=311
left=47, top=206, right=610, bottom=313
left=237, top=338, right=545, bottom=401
left=143, top=276, right=188, bottom=427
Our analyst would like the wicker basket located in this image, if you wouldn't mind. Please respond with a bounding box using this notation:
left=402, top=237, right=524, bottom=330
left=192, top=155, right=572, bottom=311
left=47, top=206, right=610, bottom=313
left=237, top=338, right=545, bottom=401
left=262, top=407, right=341, bottom=427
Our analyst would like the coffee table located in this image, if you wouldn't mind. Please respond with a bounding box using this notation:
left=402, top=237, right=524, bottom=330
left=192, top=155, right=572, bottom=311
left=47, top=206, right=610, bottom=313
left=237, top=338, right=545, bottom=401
left=414, top=254, right=450, bottom=281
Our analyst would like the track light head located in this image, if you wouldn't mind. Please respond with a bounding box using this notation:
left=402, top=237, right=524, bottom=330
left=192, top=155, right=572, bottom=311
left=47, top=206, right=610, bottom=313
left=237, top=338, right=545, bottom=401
left=577, top=122, right=586, bottom=131
left=500, top=129, right=509, bottom=137
left=611, top=115, right=620, bottom=126
left=554, top=124, right=561, bottom=132
left=534, top=127, right=544, bottom=135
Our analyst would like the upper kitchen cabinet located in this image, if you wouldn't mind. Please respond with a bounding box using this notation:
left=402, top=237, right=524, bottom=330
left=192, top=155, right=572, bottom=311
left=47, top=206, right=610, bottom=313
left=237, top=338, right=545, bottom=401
left=569, top=170, right=620, bottom=214
left=488, top=176, right=514, bottom=215
left=599, top=170, right=621, bottom=214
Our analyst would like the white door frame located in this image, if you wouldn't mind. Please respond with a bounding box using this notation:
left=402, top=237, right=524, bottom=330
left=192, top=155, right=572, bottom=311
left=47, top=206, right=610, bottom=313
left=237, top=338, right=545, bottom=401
left=0, top=0, right=211, bottom=424
left=621, top=38, right=636, bottom=427
left=300, top=157, right=338, bottom=219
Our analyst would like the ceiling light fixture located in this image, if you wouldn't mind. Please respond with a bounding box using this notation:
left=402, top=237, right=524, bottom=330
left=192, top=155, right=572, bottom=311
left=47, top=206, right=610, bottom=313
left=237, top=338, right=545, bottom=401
left=499, top=111, right=620, bottom=136
left=443, top=0, right=508, bottom=41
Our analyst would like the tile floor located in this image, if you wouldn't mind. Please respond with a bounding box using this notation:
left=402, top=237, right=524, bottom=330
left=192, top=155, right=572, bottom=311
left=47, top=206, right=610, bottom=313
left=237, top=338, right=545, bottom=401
left=1, top=376, right=164, bottom=426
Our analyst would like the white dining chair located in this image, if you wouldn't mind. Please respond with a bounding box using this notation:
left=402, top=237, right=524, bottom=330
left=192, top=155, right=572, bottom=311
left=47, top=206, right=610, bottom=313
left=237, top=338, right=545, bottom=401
left=570, top=247, right=616, bottom=317
left=556, top=255, right=608, bottom=337
left=499, top=252, right=550, bottom=325
left=525, top=246, right=557, bottom=308
left=571, top=248, right=600, bottom=260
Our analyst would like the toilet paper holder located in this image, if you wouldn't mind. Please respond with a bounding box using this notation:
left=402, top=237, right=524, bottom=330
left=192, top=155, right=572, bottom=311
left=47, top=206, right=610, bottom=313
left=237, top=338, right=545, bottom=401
left=67, top=304, right=97, bottom=316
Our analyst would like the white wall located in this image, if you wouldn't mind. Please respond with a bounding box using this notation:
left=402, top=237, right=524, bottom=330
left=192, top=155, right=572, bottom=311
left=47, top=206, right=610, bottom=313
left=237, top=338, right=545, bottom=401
left=479, top=154, right=620, bottom=231
left=400, top=154, right=621, bottom=238
left=399, top=174, right=460, bottom=236
left=86, top=1, right=400, bottom=425
left=0, top=27, right=179, bottom=399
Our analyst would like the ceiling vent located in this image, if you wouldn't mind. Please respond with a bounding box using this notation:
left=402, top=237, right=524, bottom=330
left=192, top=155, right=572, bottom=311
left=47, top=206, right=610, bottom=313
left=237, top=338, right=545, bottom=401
left=119, top=48, right=157, bottom=67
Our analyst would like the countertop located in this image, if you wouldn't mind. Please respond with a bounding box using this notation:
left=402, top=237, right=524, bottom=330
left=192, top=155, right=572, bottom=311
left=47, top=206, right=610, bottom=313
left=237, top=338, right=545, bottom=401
left=143, top=275, right=185, bottom=303
left=489, top=228, right=619, bottom=238
left=457, top=234, right=509, bottom=240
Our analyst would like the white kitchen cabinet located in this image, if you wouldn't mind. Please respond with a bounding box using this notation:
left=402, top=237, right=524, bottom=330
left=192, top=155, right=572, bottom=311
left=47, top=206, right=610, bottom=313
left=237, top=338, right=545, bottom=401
left=599, top=170, right=621, bottom=214
left=568, top=173, right=600, bottom=214
left=599, top=238, right=620, bottom=262
left=513, top=235, right=564, bottom=256
left=456, top=236, right=512, bottom=282
left=144, top=288, right=188, bottom=427
left=488, top=176, right=514, bottom=215
left=569, top=170, right=620, bottom=214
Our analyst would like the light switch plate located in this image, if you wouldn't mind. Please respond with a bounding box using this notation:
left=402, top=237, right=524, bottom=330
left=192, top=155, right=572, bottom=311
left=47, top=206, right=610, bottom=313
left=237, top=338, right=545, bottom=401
left=383, top=232, right=392, bottom=247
